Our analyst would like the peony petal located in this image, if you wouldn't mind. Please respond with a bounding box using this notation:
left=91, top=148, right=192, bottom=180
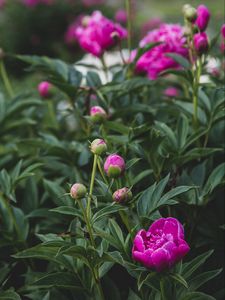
left=133, top=249, right=154, bottom=269
left=148, top=218, right=166, bottom=234
left=163, top=218, right=184, bottom=239
left=133, top=230, right=146, bottom=252
left=151, top=247, right=169, bottom=272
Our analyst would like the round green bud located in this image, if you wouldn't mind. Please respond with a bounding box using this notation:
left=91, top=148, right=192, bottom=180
left=70, top=183, right=87, bottom=200
left=90, top=139, right=107, bottom=156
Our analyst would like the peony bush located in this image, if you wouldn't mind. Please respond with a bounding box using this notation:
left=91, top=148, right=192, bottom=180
left=0, top=1, right=224, bottom=300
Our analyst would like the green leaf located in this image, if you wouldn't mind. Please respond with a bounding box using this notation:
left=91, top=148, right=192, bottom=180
left=189, top=269, right=222, bottom=291
left=180, top=292, right=215, bottom=300
left=166, top=53, right=191, bottom=69
left=127, top=289, right=142, bottom=300
left=137, top=272, right=158, bottom=291
left=92, top=204, right=126, bottom=224
left=33, top=272, right=83, bottom=290
left=202, top=163, right=225, bottom=197
left=0, top=290, right=21, bottom=300
left=50, top=206, right=83, bottom=219
left=104, top=121, right=130, bottom=135
left=182, top=250, right=214, bottom=280
left=133, top=42, right=162, bottom=64
left=169, top=273, right=188, bottom=289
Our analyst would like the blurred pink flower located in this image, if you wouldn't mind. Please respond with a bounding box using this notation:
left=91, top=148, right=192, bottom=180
left=0, top=0, right=5, bottom=9
left=38, top=81, right=53, bottom=98
left=23, top=0, right=54, bottom=6
left=134, top=24, right=188, bottom=80
left=64, top=15, right=84, bottom=45
left=114, top=9, right=127, bottom=24
left=75, top=11, right=127, bottom=57
left=164, top=87, right=179, bottom=97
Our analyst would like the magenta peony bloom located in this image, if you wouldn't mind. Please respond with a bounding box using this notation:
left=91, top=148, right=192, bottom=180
left=64, top=15, right=84, bottom=45
left=164, top=87, right=179, bottom=98
left=195, top=5, right=210, bottom=32
left=134, top=24, right=188, bottom=80
left=132, top=218, right=190, bottom=272
left=104, top=154, right=125, bottom=178
left=38, top=81, right=53, bottom=98
left=75, top=11, right=127, bottom=57
left=193, top=32, right=209, bottom=55
left=114, top=9, right=127, bottom=24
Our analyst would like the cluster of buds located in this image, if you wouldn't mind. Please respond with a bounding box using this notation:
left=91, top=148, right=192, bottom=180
left=183, top=4, right=210, bottom=56
left=70, top=138, right=132, bottom=205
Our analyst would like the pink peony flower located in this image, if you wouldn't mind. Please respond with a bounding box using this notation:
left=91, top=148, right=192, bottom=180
left=75, top=11, right=127, bottom=57
left=104, top=154, right=125, bottom=178
left=114, top=9, right=127, bottom=24
left=38, top=81, right=53, bottom=98
left=195, top=5, right=210, bottom=32
left=64, top=15, right=84, bottom=45
left=134, top=24, right=188, bottom=80
left=193, top=32, right=209, bottom=55
left=164, top=87, right=179, bottom=98
left=132, top=218, right=190, bottom=272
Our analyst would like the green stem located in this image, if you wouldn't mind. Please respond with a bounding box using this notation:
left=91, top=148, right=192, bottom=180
left=97, top=159, right=109, bottom=187
left=125, top=0, right=132, bottom=55
left=0, top=59, right=14, bottom=98
left=100, top=55, right=109, bottom=81
left=87, top=154, right=98, bottom=219
left=119, top=210, right=131, bottom=234
left=192, top=58, right=202, bottom=130
left=160, top=278, right=167, bottom=300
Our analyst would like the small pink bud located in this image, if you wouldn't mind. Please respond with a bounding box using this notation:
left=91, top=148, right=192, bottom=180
left=70, top=183, right=87, bottom=200
left=221, top=24, right=225, bottom=39
left=114, top=9, right=127, bottom=24
left=90, top=139, right=107, bottom=156
left=113, top=187, right=132, bottom=204
left=90, top=106, right=107, bottom=123
left=104, top=154, right=125, bottom=178
left=193, top=32, right=209, bottom=55
left=38, top=81, right=53, bottom=98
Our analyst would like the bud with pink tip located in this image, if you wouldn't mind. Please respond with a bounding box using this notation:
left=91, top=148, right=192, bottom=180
left=113, top=187, right=132, bottom=204
left=90, top=106, right=107, bottom=123
left=183, top=5, right=197, bottom=22
left=90, top=139, right=107, bottom=156
left=104, top=154, right=125, bottom=178
left=38, top=81, right=53, bottom=98
left=193, top=32, right=209, bottom=55
left=195, top=5, right=210, bottom=32
left=164, top=87, right=179, bottom=98
left=70, top=183, right=87, bottom=200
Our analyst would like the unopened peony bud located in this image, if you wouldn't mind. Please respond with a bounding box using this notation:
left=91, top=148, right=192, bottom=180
left=104, top=154, right=125, bottom=178
left=184, top=6, right=197, bottom=22
left=193, top=32, right=209, bottom=55
left=90, top=106, right=107, bottom=123
left=38, top=81, right=53, bottom=98
left=113, top=187, right=132, bottom=204
left=90, top=139, right=107, bottom=156
left=195, top=5, right=210, bottom=32
left=70, top=183, right=87, bottom=200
